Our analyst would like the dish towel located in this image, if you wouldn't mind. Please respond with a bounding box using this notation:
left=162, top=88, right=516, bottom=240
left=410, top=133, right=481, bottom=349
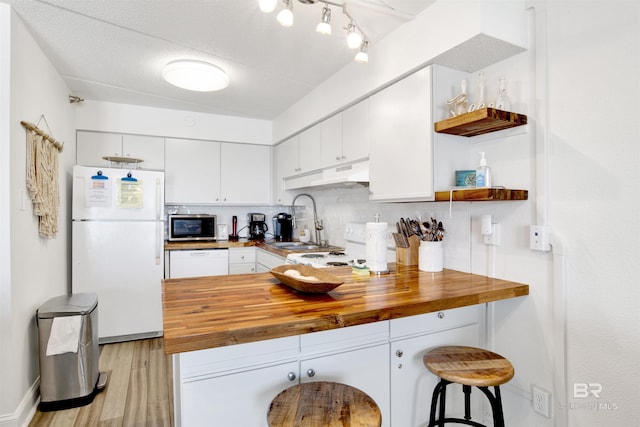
left=46, top=315, right=82, bottom=356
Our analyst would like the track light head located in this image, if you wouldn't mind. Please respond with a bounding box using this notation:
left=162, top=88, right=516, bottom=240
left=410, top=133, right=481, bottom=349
left=316, top=6, right=332, bottom=35
left=277, top=0, right=294, bottom=27
left=355, top=40, right=369, bottom=63
left=346, top=23, right=363, bottom=49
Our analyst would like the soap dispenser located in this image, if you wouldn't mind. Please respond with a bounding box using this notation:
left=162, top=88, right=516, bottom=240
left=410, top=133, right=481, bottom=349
left=476, top=152, right=492, bottom=188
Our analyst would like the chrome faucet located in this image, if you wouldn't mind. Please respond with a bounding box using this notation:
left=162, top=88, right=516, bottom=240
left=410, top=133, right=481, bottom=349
left=291, top=193, right=323, bottom=246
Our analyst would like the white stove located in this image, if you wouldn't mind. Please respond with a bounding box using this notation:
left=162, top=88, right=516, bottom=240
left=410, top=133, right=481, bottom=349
left=286, top=223, right=394, bottom=268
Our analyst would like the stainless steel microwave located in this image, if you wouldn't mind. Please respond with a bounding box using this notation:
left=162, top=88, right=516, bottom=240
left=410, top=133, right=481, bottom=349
left=168, top=214, right=217, bottom=241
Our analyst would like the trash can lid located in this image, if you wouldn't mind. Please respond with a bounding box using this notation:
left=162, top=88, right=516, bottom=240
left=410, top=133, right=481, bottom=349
left=37, top=293, right=98, bottom=318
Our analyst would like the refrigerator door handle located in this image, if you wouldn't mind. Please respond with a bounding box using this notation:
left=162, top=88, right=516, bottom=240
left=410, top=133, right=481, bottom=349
left=155, top=176, right=162, bottom=265
left=155, top=177, right=162, bottom=221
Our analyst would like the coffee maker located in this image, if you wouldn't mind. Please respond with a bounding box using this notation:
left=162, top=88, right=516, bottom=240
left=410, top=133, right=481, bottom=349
left=272, top=213, right=293, bottom=241
left=248, top=213, right=268, bottom=240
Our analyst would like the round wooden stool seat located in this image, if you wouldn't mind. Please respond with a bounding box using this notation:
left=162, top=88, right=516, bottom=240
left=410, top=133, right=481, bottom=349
left=267, top=381, right=382, bottom=427
left=423, top=345, right=514, bottom=387
left=423, top=346, right=514, bottom=427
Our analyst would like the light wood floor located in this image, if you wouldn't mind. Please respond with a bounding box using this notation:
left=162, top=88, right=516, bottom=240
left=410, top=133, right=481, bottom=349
left=29, top=338, right=173, bottom=427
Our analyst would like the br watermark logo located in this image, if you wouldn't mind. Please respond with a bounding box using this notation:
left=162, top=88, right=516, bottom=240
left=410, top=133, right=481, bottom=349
left=571, top=383, right=618, bottom=411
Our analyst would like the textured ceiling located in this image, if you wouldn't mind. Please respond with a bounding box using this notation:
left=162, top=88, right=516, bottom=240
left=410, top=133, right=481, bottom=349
left=8, top=0, right=436, bottom=120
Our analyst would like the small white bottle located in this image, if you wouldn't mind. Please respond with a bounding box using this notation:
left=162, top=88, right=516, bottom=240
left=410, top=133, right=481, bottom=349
left=476, top=152, right=492, bottom=188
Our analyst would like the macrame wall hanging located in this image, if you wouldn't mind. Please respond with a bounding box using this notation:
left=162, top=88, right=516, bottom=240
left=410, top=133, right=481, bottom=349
left=20, top=116, right=64, bottom=238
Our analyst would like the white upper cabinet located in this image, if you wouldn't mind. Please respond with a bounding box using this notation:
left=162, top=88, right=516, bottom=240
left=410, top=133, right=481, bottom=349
left=297, top=124, right=322, bottom=173
left=165, top=138, right=270, bottom=205
left=341, top=100, right=369, bottom=164
left=165, top=138, right=221, bottom=204
left=220, top=143, right=270, bottom=204
left=275, top=136, right=299, bottom=178
left=320, top=101, right=369, bottom=169
left=320, top=113, right=343, bottom=168
left=76, top=131, right=165, bottom=170
left=369, top=67, right=434, bottom=202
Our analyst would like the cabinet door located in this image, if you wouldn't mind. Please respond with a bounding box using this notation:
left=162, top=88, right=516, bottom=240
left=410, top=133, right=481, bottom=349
left=320, top=113, right=343, bottom=168
left=275, top=136, right=299, bottom=178
left=369, top=67, right=434, bottom=201
left=390, top=324, right=479, bottom=427
left=342, top=100, right=369, bottom=163
left=76, top=131, right=122, bottom=166
left=180, top=361, right=297, bottom=427
left=165, top=138, right=221, bottom=204
left=298, top=124, right=322, bottom=173
left=300, top=344, right=390, bottom=427
left=122, top=134, right=165, bottom=170
left=221, top=143, right=271, bottom=204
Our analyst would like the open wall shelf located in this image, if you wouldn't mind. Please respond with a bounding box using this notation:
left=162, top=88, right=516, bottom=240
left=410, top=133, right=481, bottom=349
left=434, top=108, right=527, bottom=137
left=434, top=188, right=528, bottom=202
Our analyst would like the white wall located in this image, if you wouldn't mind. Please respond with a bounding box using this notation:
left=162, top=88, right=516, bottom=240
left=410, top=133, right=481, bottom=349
left=0, top=6, right=76, bottom=426
left=546, top=1, right=640, bottom=425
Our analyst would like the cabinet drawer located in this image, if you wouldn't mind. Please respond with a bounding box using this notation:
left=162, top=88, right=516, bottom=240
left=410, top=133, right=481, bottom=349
left=390, top=305, right=480, bottom=339
left=178, top=335, right=299, bottom=379
left=229, top=264, right=256, bottom=274
left=301, top=321, right=389, bottom=355
left=228, top=247, right=256, bottom=263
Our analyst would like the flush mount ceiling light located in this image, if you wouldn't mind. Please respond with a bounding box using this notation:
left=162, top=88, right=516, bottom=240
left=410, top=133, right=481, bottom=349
left=260, top=0, right=370, bottom=63
left=162, top=60, right=229, bottom=92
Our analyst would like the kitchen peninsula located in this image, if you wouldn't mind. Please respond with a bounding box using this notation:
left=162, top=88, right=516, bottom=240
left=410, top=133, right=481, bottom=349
left=162, top=266, right=528, bottom=426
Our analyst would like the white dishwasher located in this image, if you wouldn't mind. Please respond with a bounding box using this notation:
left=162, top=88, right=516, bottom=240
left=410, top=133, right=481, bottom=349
left=169, top=249, right=229, bottom=279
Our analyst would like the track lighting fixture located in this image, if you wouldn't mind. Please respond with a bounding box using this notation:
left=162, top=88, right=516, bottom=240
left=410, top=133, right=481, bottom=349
left=354, top=40, right=369, bottom=64
left=260, top=0, right=371, bottom=63
left=277, top=0, right=294, bottom=27
left=316, top=6, right=332, bottom=35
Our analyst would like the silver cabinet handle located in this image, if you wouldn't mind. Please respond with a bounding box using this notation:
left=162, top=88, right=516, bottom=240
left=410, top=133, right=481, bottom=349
left=395, top=349, right=403, bottom=358
left=437, top=312, right=445, bottom=319
left=287, top=372, right=297, bottom=381
left=306, top=368, right=315, bottom=378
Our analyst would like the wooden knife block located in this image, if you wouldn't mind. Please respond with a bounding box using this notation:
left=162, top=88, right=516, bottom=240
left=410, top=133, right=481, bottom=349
left=396, top=235, right=420, bottom=267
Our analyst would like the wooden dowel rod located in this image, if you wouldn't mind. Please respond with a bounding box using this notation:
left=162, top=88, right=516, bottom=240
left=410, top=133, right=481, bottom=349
left=20, top=121, right=64, bottom=152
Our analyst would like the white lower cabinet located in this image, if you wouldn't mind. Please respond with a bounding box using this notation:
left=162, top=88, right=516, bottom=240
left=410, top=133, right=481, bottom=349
left=389, top=306, right=482, bottom=426
left=300, top=343, right=390, bottom=426
left=228, top=247, right=256, bottom=274
left=173, top=306, right=481, bottom=426
left=181, top=360, right=298, bottom=427
left=256, top=248, right=286, bottom=272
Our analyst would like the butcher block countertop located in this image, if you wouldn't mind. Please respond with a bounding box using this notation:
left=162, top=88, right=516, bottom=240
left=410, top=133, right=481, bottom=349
left=162, top=266, right=529, bottom=355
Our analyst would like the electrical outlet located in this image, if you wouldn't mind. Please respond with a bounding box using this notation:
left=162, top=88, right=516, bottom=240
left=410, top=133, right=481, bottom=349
left=532, top=385, right=551, bottom=418
left=530, top=225, right=551, bottom=251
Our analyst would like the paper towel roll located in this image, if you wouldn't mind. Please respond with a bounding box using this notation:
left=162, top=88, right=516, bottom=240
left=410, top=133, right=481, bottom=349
left=366, top=222, right=388, bottom=273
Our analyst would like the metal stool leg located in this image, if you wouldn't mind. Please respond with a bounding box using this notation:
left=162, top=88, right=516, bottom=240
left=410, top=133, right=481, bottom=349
left=463, top=385, right=472, bottom=421
left=428, top=379, right=450, bottom=427
left=476, top=386, right=505, bottom=427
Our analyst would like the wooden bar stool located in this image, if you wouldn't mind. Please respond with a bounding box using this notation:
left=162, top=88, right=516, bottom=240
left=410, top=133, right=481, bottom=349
left=267, top=381, right=382, bottom=427
left=423, top=346, right=514, bottom=427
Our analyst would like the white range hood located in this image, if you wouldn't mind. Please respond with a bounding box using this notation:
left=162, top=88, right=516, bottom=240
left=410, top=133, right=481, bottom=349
left=309, top=161, right=369, bottom=188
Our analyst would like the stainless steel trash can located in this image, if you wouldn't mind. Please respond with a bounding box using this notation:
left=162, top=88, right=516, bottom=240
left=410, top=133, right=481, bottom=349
left=36, top=293, right=107, bottom=411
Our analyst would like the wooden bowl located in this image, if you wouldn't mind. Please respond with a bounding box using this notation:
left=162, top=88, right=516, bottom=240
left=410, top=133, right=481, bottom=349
left=270, top=265, right=344, bottom=294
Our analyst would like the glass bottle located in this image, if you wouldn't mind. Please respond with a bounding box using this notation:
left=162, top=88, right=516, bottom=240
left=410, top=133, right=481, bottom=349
left=495, top=77, right=511, bottom=111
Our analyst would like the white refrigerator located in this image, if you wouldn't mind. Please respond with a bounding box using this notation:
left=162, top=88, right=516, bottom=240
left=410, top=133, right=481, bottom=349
left=72, top=165, right=165, bottom=343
